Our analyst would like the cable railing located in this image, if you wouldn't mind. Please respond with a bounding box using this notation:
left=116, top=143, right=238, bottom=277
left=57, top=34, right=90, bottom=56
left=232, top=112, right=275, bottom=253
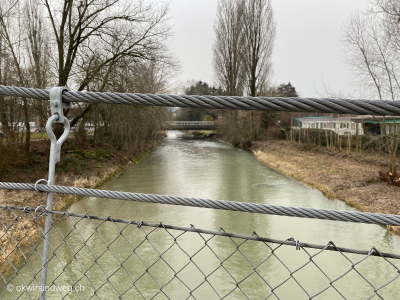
left=0, top=84, right=399, bottom=299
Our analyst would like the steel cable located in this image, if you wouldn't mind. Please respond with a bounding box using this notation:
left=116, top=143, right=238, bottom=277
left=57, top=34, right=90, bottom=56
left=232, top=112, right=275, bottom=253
left=1, top=85, right=400, bottom=115
left=2, top=205, right=399, bottom=260
left=1, top=182, right=400, bottom=227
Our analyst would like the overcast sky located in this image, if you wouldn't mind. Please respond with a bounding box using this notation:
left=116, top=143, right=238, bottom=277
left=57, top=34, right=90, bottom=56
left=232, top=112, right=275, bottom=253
left=166, top=0, right=370, bottom=97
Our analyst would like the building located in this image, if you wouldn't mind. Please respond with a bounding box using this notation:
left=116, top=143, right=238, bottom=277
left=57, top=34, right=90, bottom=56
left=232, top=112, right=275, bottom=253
left=292, top=116, right=364, bottom=135
left=351, top=116, right=400, bottom=135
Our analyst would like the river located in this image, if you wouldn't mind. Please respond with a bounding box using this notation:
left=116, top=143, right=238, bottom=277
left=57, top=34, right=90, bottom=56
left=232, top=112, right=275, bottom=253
left=3, top=131, right=400, bottom=299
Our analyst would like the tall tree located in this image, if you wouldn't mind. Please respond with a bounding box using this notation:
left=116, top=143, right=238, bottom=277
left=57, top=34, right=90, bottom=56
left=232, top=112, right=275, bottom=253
left=242, top=0, right=275, bottom=97
left=25, top=0, right=50, bottom=128
left=213, top=0, right=276, bottom=140
left=213, top=0, right=245, bottom=96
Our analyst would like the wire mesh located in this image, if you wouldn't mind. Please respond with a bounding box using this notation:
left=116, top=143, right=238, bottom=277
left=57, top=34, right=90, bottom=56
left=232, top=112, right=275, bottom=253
left=0, top=206, right=399, bottom=300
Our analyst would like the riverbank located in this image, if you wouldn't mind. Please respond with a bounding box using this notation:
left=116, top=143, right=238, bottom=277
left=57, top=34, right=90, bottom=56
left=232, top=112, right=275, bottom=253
left=252, top=140, right=400, bottom=235
left=0, top=139, right=160, bottom=209
left=0, top=138, right=161, bottom=275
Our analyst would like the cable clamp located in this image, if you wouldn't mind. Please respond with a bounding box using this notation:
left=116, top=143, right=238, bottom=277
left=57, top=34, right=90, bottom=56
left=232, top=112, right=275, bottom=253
left=295, top=240, right=301, bottom=250
left=50, top=87, right=71, bottom=123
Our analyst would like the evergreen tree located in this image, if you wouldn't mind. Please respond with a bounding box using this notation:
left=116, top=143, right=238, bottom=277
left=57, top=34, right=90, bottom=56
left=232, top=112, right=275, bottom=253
left=185, top=81, right=224, bottom=96
left=177, top=81, right=224, bottom=121
left=275, top=82, right=298, bottom=97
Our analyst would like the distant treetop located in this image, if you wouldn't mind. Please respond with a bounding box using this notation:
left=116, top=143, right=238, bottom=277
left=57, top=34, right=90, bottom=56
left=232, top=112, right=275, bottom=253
left=275, top=82, right=298, bottom=97
left=185, top=81, right=225, bottom=96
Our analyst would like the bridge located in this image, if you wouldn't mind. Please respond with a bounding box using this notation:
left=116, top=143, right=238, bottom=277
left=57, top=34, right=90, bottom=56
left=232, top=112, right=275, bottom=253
left=164, top=120, right=215, bottom=130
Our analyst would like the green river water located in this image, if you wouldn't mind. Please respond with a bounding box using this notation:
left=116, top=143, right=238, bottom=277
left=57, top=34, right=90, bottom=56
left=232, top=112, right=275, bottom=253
left=3, top=131, right=400, bottom=299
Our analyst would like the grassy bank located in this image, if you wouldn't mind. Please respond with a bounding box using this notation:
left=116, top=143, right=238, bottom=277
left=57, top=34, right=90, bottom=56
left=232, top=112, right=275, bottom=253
left=252, top=140, right=400, bottom=236
left=0, top=137, right=161, bottom=276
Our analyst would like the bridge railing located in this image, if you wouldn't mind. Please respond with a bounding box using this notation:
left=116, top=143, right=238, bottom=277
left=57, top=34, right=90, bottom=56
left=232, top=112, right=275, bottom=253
left=0, top=85, right=399, bottom=299
left=165, top=121, right=215, bottom=126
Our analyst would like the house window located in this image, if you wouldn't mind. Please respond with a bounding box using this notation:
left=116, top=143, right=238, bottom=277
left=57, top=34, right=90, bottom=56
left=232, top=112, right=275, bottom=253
left=333, top=123, right=336, bottom=129
left=311, top=123, right=315, bottom=128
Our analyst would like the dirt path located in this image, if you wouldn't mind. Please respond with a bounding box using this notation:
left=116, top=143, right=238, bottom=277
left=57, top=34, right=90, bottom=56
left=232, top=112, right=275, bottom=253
left=252, top=140, right=400, bottom=235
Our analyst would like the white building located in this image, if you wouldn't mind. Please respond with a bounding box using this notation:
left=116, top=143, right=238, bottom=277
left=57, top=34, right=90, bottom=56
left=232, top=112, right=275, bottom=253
left=293, top=116, right=364, bottom=135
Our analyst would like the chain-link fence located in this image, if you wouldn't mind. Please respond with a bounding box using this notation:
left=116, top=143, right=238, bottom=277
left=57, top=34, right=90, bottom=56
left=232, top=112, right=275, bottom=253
left=0, top=206, right=399, bottom=300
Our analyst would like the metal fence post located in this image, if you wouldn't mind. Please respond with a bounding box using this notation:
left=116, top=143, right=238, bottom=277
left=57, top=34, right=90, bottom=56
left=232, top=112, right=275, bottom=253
left=39, top=87, right=70, bottom=299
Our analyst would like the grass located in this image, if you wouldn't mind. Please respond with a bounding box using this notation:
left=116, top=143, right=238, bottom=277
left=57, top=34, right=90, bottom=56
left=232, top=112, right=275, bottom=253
left=30, top=132, right=48, bottom=140
left=252, top=140, right=400, bottom=236
left=198, top=130, right=216, bottom=134
left=20, top=130, right=95, bottom=141
left=17, top=132, right=76, bottom=141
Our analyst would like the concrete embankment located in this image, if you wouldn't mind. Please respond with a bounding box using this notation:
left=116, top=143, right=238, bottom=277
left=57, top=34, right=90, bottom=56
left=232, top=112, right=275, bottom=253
left=251, top=140, right=400, bottom=236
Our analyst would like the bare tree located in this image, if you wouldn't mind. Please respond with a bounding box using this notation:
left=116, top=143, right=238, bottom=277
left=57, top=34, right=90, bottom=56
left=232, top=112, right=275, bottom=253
left=343, top=12, right=400, bottom=99
left=91, top=58, right=171, bottom=151
left=373, top=0, right=400, bottom=51
left=24, top=0, right=50, bottom=127
left=0, top=0, right=32, bottom=153
left=213, top=0, right=245, bottom=96
left=242, top=0, right=275, bottom=97
left=41, top=0, right=171, bottom=128
left=241, top=0, right=275, bottom=139
left=343, top=9, right=400, bottom=182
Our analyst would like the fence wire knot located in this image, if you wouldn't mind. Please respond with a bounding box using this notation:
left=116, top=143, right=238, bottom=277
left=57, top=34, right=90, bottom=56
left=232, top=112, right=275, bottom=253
left=34, top=179, right=48, bottom=193
left=369, top=246, right=379, bottom=256
left=34, top=205, right=47, bottom=218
